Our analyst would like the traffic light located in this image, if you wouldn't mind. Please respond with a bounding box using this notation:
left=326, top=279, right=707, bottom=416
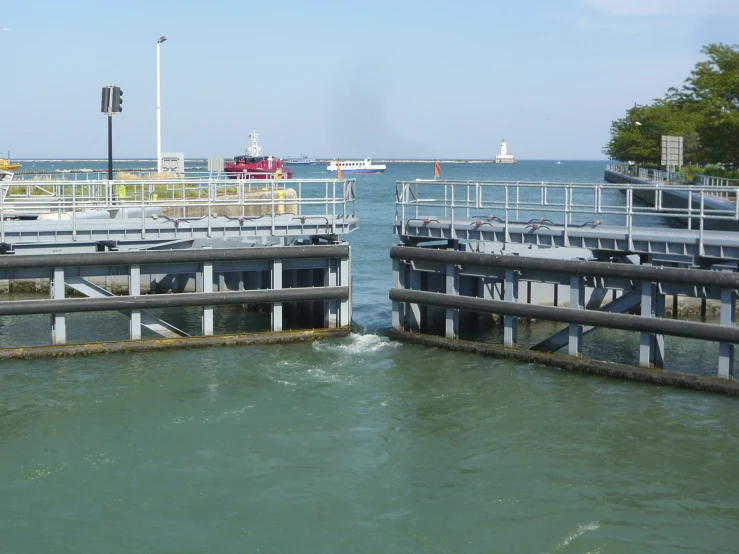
left=101, top=86, right=111, bottom=113
left=112, top=86, right=123, bottom=113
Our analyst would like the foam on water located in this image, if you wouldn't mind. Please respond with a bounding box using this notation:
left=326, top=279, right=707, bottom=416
left=548, top=521, right=600, bottom=553
left=311, top=333, right=399, bottom=355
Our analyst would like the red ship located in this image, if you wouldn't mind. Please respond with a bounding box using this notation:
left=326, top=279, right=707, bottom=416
left=224, top=130, right=293, bottom=179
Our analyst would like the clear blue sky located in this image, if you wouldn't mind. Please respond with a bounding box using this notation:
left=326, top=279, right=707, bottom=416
left=2, top=0, right=738, bottom=160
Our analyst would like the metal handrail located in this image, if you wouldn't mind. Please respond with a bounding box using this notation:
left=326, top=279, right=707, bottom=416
left=395, top=179, right=739, bottom=254
left=0, top=177, right=358, bottom=241
left=606, top=164, right=739, bottom=189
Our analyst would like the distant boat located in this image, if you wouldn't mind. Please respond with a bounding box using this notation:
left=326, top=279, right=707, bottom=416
left=223, top=130, right=293, bottom=179
left=0, top=158, right=21, bottom=171
left=556, top=161, right=561, bottom=165
left=284, top=155, right=316, bottom=165
left=327, top=158, right=386, bottom=174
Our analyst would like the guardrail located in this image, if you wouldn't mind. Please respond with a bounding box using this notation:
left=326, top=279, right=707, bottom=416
left=389, top=245, right=739, bottom=381
left=606, top=164, right=739, bottom=190
left=10, top=168, right=212, bottom=181
left=0, top=244, right=352, bottom=350
left=0, top=177, right=358, bottom=241
left=395, top=179, right=739, bottom=249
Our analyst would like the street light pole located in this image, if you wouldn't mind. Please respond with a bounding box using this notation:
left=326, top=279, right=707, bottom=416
left=156, top=35, right=167, bottom=173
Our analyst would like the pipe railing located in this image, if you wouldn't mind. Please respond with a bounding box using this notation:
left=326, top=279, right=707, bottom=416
left=395, top=179, right=739, bottom=251
left=0, top=177, right=358, bottom=240
left=606, top=164, right=739, bottom=191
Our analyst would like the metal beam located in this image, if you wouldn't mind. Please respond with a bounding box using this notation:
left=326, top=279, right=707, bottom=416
left=531, top=290, right=641, bottom=352
left=0, top=244, right=350, bottom=270
left=389, top=288, right=739, bottom=344
left=65, top=277, right=188, bottom=338
left=395, top=221, right=739, bottom=262
left=390, top=246, right=739, bottom=288
left=0, top=286, right=349, bottom=316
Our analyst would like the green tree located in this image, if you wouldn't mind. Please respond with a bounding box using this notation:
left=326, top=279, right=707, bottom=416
left=676, top=44, right=739, bottom=171
left=603, top=101, right=700, bottom=166
left=605, top=43, right=739, bottom=169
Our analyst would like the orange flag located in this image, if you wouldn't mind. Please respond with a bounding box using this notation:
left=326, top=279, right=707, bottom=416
left=337, top=159, right=343, bottom=180
left=434, top=160, right=441, bottom=178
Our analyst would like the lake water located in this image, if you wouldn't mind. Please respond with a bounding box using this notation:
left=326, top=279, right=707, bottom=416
left=1, top=160, right=738, bottom=553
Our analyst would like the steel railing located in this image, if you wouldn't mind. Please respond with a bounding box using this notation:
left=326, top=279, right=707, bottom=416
left=395, top=179, right=739, bottom=251
left=606, top=164, right=739, bottom=192
left=0, top=177, right=357, bottom=241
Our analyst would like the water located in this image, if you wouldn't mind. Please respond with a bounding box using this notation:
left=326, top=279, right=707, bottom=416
left=2, top=160, right=738, bottom=553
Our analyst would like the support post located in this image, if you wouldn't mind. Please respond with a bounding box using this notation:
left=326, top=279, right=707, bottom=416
left=654, top=289, right=665, bottom=369
left=408, top=264, right=422, bottom=332
left=569, top=275, right=584, bottom=357
left=480, top=278, right=494, bottom=301
left=672, top=294, right=678, bottom=319
left=392, top=258, right=404, bottom=330
left=639, top=281, right=656, bottom=368
left=324, top=258, right=338, bottom=328
left=201, top=261, right=213, bottom=336
left=50, top=267, right=66, bottom=345
left=478, top=277, right=494, bottom=327
left=340, top=255, right=351, bottom=328
left=129, top=264, right=141, bottom=340
left=719, top=288, right=736, bottom=379
left=445, top=263, right=459, bottom=339
left=504, top=269, right=518, bottom=348
left=108, top=114, right=113, bottom=181
left=272, top=259, right=283, bottom=332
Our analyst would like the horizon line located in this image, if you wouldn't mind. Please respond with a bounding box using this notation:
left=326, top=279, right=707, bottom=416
left=11, top=157, right=611, bottom=162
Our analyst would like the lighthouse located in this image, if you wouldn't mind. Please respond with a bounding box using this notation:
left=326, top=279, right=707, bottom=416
left=494, top=139, right=517, bottom=164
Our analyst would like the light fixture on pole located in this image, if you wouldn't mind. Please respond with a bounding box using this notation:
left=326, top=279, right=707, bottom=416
left=156, top=35, right=167, bottom=173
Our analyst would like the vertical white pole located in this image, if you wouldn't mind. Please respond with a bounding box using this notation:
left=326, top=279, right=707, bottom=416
left=51, top=267, right=66, bottom=345
left=568, top=276, right=584, bottom=357
left=156, top=40, right=162, bottom=174
left=504, top=269, right=518, bottom=348
left=445, top=263, right=458, bottom=339
left=202, top=262, right=213, bottom=336
left=129, top=264, right=141, bottom=340
left=272, top=259, right=283, bottom=332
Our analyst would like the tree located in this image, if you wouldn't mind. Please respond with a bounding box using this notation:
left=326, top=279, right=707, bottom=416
left=603, top=101, right=700, bottom=166
left=604, top=43, right=739, bottom=170
left=668, top=43, right=739, bottom=171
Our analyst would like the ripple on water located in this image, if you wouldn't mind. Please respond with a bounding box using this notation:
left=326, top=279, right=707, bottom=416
left=551, top=521, right=600, bottom=552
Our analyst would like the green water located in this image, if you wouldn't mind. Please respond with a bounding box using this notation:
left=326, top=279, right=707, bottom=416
left=2, top=339, right=738, bottom=553
left=1, top=161, right=738, bottom=552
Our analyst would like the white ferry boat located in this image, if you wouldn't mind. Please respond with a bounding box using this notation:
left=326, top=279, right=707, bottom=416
left=284, top=155, right=316, bottom=165
left=327, top=158, right=386, bottom=174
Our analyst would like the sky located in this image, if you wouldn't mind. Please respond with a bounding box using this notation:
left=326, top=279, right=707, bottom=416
left=1, top=0, right=738, bottom=160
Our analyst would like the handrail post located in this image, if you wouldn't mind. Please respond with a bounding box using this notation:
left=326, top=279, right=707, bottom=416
left=699, top=192, right=705, bottom=256
left=332, top=179, right=336, bottom=234
left=141, top=181, right=146, bottom=239
left=0, top=181, right=4, bottom=243
left=626, top=188, right=633, bottom=250
left=450, top=184, right=456, bottom=240
left=563, top=186, right=571, bottom=246
left=72, top=181, right=77, bottom=240
left=504, top=184, right=509, bottom=243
